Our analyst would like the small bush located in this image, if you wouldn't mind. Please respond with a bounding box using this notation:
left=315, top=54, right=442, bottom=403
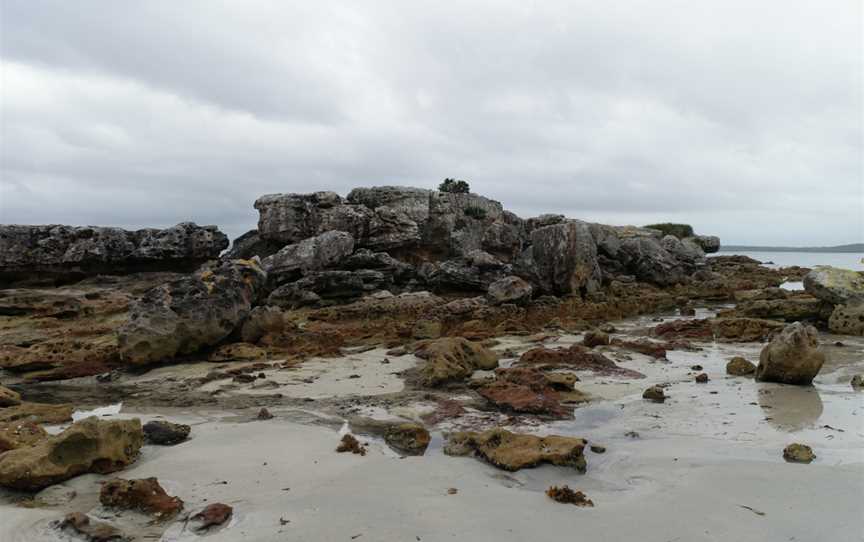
left=644, top=223, right=694, bottom=239
left=439, top=178, right=470, bottom=194
left=464, top=206, right=487, bottom=220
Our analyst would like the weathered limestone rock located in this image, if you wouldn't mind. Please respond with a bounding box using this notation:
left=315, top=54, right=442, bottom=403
left=0, top=223, right=228, bottom=285
left=384, top=423, right=431, bottom=456
left=255, top=191, right=361, bottom=244
left=444, top=428, right=587, bottom=472
left=618, top=236, right=686, bottom=286
left=476, top=367, right=584, bottom=417
left=518, top=344, right=643, bottom=378
left=190, top=503, right=234, bottom=532
left=118, top=259, right=267, bottom=364
left=0, top=417, right=143, bottom=490
left=726, top=356, right=756, bottom=376
left=582, top=330, right=610, bottom=348
left=223, top=230, right=284, bottom=260
left=722, top=296, right=828, bottom=322
left=143, top=420, right=190, bottom=446
left=0, top=421, right=48, bottom=452
left=268, top=269, right=389, bottom=308
left=783, top=443, right=815, bottom=463
left=531, top=221, right=601, bottom=296
left=239, top=305, right=288, bottom=343
left=756, top=322, right=825, bottom=385
left=0, top=402, right=74, bottom=425
left=413, top=337, right=499, bottom=386
left=803, top=266, right=864, bottom=305
left=487, top=275, right=533, bottom=305
left=643, top=385, right=666, bottom=403
left=262, top=231, right=355, bottom=286
left=690, top=235, right=721, bottom=254
left=828, top=302, right=864, bottom=336
left=661, top=235, right=705, bottom=270
left=0, top=385, right=21, bottom=407
left=652, top=317, right=784, bottom=342
left=100, top=477, right=183, bottom=519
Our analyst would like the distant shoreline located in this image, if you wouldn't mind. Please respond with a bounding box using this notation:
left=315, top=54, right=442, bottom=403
left=721, top=243, right=863, bottom=254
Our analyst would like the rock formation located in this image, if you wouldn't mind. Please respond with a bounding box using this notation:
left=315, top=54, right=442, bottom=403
left=0, top=222, right=227, bottom=286
left=755, top=322, right=825, bottom=385
left=0, top=417, right=143, bottom=490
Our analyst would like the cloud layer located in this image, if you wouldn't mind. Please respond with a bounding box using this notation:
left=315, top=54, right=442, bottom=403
left=1, top=0, right=861, bottom=245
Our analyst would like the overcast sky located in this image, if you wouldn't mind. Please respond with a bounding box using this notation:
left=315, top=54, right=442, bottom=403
left=1, top=1, right=861, bottom=246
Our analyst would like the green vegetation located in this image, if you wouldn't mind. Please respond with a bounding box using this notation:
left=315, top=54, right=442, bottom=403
left=644, top=223, right=694, bottom=239
left=463, top=206, right=487, bottom=220
left=439, top=178, right=470, bottom=194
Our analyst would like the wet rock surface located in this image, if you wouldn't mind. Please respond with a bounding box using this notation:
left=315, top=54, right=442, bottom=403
left=755, top=322, right=825, bottom=385
left=99, top=477, right=184, bottom=519
left=143, top=420, right=191, bottom=445
left=726, top=356, right=756, bottom=376
left=782, top=443, right=815, bottom=464
left=0, top=417, right=143, bottom=490
left=55, top=511, right=129, bottom=542
left=190, top=502, right=234, bottom=531
left=414, top=337, right=499, bottom=386
left=444, top=428, right=587, bottom=472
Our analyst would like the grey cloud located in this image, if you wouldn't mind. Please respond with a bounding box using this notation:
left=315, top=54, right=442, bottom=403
left=1, top=0, right=861, bottom=245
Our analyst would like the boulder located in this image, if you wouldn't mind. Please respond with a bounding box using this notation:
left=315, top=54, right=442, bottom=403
left=851, top=375, right=864, bottom=389
left=262, top=231, right=355, bottom=286
left=240, top=306, right=288, bottom=343
left=723, top=297, right=828, bottom=322
left=518, top=345, right=644, bottom=378
left=100, top=477, right=183, bottom=519
left=803, top=266, right=864, bottom=305
left=0, top=385, right=21, bottom=407
left=413, top=337, right=499, bottom=386
left=255, top=191, right=366, bottom=244
left=726, top=356, right=756, bottom=376
left=828, top=302, right=864, bottom=336
left=190, top=503, right=234, bottom=532
left=223, top=229, right=283, bottom=260
left=143, top=420, right=190, bottom=446
left=476, top=367, right=585, bottom=417
left=660, top=235, right=705, bottom=270
left=384, top=423, right=431, bottom=456
left=444, top=428, right=587, bottom=472
left=755, top=322, right=825, bottom=385
left=690, top=235, right=721, bottom=254
left=783, top=443, right=815, bottom=464
left=117, top=259, right=267, bottom=364
left=0, top=223, right=228, bottom=286
left=487, top=276, right=533, bottom=305
left=0, top=417, right=143, bottom=490
left=643, top=385, right=666, bottom=403
left=618, top=236, right=686, bottom=286
left=531, top=221, right=602, bottom=296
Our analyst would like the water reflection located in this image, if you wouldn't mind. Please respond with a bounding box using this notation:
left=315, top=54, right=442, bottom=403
left=758, top=384, right=824, bottom=432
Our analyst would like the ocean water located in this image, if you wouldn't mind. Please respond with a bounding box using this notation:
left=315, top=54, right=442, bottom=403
left=715, top=250, right=863, bottom=271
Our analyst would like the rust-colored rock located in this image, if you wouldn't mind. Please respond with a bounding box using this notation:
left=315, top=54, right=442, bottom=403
left=0, top=417, right=143, bottom=491
left=582, top=330, right=610, bottom=348
left=611, top=338, right=667, bottom=359
left=336, top=434, right=366, bottom=456
left=100, top=477, right=183, bottom=519
left=652, top=317, right=783, bottom=342
left=477, top=367, right=587, bottom=418
left=518, top=344, right=643, bottom=378
left=546, top=485, right=594, bottom=507
left=695, top=372, right=709, bottom=383
left=191, top=502, right=233, bottom=532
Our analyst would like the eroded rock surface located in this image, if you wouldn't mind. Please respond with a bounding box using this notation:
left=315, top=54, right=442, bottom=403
left=444, top=428, right=587, bottom=472
left=756, top=322, right=825, bottom=385
left=0, top=417, right=143, bottom=490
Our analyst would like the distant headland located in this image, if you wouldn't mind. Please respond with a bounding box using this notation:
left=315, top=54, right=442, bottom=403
left=722, top=243, right=863, bottom=253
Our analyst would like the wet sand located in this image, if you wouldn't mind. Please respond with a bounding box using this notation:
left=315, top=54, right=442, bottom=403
left=2, top=309, right=863, bottom=542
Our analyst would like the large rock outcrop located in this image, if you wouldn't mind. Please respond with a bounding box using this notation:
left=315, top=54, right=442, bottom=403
left=0, top=223, right=228, bottom=286
left=530, top=221, right=601, bottom=296
left=755, top=322, right=825, bottom=385
left=262, top=231, right=355, bottom=286
left=117, top=259, right=267, bottom=364
left=0, top=417, right=143, bottom=490
left=803, top=266, right=864, bottom=305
